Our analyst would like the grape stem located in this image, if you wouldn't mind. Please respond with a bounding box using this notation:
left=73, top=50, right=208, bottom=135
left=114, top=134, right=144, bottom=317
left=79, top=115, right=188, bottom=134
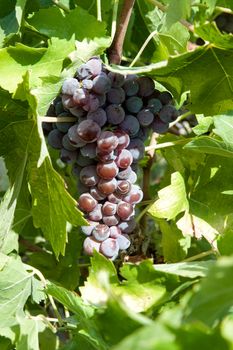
left=111, top=0, right=120, bottom=40
left=130, top=30, right=158, bottom=67
left=181, top=249, right=217, bottom=262
left=40, top=116, right=77, bottom=123
left=108, top=0, right=136, bottom=64
left=145, top=138, right=192, bottom=152
left=52, top=0, right=70, bottom=13
left=168, top=111, right=193, bottom=128
left=97, top=0, right=102, bottom=21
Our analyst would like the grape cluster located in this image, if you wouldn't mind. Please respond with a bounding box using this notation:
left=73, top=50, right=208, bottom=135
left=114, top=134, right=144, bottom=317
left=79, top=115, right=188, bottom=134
left=43, top=57, right=180, bottom=260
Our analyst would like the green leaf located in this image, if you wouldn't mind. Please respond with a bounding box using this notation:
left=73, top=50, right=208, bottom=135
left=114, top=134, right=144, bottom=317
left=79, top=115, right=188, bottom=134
left=153, top=261, right=214, bottom=278
left=0, top=38, right=75, bottom=94
left=185, top=114, right=233, bottom=157
left=108, top=45, right=233, bottom=115
left=15, top=317, right=46, bottom=350
left=193, top=116, right=213, bottom=135
left=148, top=172, right=188, bottom=220
left=0, top=120, right=86, bottom=257
left=218, top=229, right=233, bottom=256
left=196, top=22, right=233, bottom=49
left=165, top=0, right=191, bottom=28
left=112, top=322, right=178, bottom=350
left=0, top=254, right=34, bottom=328
left=27, top=7, right=111, bottom=63
left=184, top=256, right=233, bottom=326
left=159, top=220, right=190, bottom=262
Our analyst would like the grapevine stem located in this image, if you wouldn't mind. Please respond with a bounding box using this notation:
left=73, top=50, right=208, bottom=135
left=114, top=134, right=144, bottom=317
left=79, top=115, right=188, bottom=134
left=181, top=249, right=217, bottom=262
left=136, top=201, right=155, bottom=223
left=168, top=111, right=193, bottom=128
left=108, top=0, right=136, bottom=64
left=40, top=116, right=77, bottom=123
left=130, top=30, right=158, bottom=67
left=28, top=266, right=64, bottom=327
left=111, top=0, right=120, bottom=40
left=145, top=138, right=192, bottom=152
left=52, top=0, right=70, bottom=13
left=97, top=0, right=102, bottom=21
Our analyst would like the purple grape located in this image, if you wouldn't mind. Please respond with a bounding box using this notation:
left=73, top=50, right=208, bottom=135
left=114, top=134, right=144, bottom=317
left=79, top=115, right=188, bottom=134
left=123, top=185, right=143, bottom=204
left=136, top=109, right=154, bottom=127
left=88, top=204, right=103, bottom=222
left=125, top=97, right=143, bottom=114
left=62, top=78, right=80, bottom=95
left=48, top=129, right=64, bottom=149
left=116, top=234, right=130, bottom=250
left=83, top=93, right=100, bottom=112
left=76, top=64, right=92, bottom=80
left=118, top=219, right=136, bottom=233
left=81, top=220, right=98, bottom=236
left=60, top=148, right=77, bottom=163
left=158, top=91, right=173, bottom=105
left=117, top=201, right=134, bottom=220
left=83, top=236, right=101, bottom=255
left=117, top=166, right=132, bottom=180
left=116, top=180, right=131, bottom=195
left=69, top=106, right=86, bottom=117
left=87, top=108, right=107, bottom=127
left=97, top=131, right=119, bottom=153
left=108, top=72, right=125, bottom=87
left=123, top=78, right=139, bottom=96
left=108, top=193, right=122, bottom=204
left=100, top=238, right=119, bottom=258
left=90, top=187, right=106, bottom=201
left=116, top=149, right=133, bottom=169
left=102, top=215, right=120, bottom=226
left=114, top=130, right=130, bottom=150
left=127, top=170, right=137, bottom=184
left=96, top=161, right=119, bottom=180
left=77, top=120, right=101, bottom=142
left=127, top=138, right=145, bottom=162
left=42, top=122, right=53, bottom=135
left=107, top=87, right=125, bottom=104
left=159, top=105, right=179, bottom=123
left=147, top=98, right=162, bottom=113
left=137, top=76, right=154, bottom=97
left=68, top=125, right=86, bottom=147
left=76, top=153, right=95, bottom=167
left=80, top=143, right=97, bottom=159
left=86, top=57, right=102, bottom=77
left=97, top=149, right=117, bottom=162
left=92, top=73, right=111, bottom=94
left=92, top=224, right=110, bottom=241
left=98, top=178, right=117, bottom=195
left=78, top=193, right=97, bottom=212
left=119, top=115, right=140, bottom=136
left=54, top=100, right=64, bottom=115
left=151, top=117, right=169, bottom=134
left=62, top=134, right=77, bottom=151
left=73, top=88, right=89, bottom=105
left=79, top=165, right=99, bottom=187
left=62, top=94, right=75, bottom=109
left=106, top=104, right=125, bottom=125
left=82, top=79, right=93, bottom=90
left=109, top=226, right=122, bottom=238
left=102, top=201, right=117, bottom=216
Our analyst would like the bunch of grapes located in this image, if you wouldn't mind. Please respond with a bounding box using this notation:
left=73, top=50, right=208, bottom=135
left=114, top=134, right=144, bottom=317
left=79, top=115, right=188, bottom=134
left=43, top=57, right=180, bottom=260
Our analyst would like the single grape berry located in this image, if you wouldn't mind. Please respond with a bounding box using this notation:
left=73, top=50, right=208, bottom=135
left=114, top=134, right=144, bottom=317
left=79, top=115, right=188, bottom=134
left=92, top=224, right=110, bottom=241
left=77, top=120, right=101, bottom=142
left=78, top=193, right=97, bottom=212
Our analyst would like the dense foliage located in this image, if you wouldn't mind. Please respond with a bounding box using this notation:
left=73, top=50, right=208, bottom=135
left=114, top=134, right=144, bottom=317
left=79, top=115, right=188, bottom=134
left=1, top=0, right=233, bottom=349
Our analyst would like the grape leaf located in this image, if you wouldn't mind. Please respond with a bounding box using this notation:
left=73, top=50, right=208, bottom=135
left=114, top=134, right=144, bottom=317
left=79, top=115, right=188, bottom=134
left=108, top=44, right=233, bottom=115
left=148, top=172, right=188, bottom=220
left=0, top=120, right=86, bottom=257
left=15, top=317, right=46, bottom=350
left=159, top=220, right=190, bottom=262
left=0, top=37, right=75, bottom=94
left=218, top=229, right=233, bottom=256
left=153, top=261, right=214, bottom=278
left=184, top=256, right=233, bottom=326
left=0, top=254, right=34, bottom=328
left=185, top=114, right=233, bottom=157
